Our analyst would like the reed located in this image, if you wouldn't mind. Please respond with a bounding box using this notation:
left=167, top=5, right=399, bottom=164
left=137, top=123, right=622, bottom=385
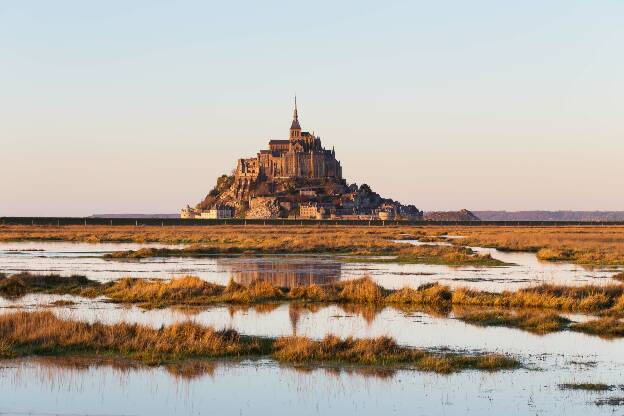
left=0, top=311, right=265, bottom=364
left=0, top=272, right=98, bottom=298
left=271, top=335, right=518, bottom=372
left=570, top=318, right=624, bottom=338
left=455, top=309, right=571, bottom=334
left=559, top=383, right=618, bottom=391
left=4, top=224, right=624, bottom=265
left=5, top=273, right=624, bottom=319
left=103, top=243, right=505, bottom=266
left=445, top=226, right=624, bottom=266
left=594, top=397, right=624, bottom=406
left=0, top=311, right=518, bottom=373
left=452, top=284, right=624, bottom=314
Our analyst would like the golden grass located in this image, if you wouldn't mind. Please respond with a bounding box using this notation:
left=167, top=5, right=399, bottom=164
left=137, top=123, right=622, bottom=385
left=4, top=224, right=624, bottom=265
left=0, top=311, right=518, bottom=373
left=451, top=284, right=624, bottom=314
left=104, top=243, right=504, bottom=266
left=5, top=273, right=624, bottom=319
left=444, top=225, right=624, bottom=266
left=4, top=273, right=623, bottom=338
left=454, top=309, right=571, bottom=334
left=0, top=311, right=264, bottom=364
left=0, top=224, right=427, bottom=245
left=0, top=225, right=505, bottom=266
left=271, top=335, right=518, bottom=372
left=570, top=318, right=624, bottom=338
left=0, top=272, right=97, bottom=298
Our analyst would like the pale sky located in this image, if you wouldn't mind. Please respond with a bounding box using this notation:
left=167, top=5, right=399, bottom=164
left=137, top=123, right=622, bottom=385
left=1, top=1, right=623, bottom=216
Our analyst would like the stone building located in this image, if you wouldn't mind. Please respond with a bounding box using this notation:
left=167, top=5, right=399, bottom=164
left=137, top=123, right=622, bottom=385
left=198, top=206, right=233, bottom=219
left=232, top=98, right=342, bottom=199
left=183, top=98, right=423, bottom=221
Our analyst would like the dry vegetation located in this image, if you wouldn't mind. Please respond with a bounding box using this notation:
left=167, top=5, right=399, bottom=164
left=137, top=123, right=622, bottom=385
left=570, top=318, right=624, bottom=338
left=0, top=311, right=518, bottom=373
left=454, top=309, right=571, bottom=334
left=4, top=272, right=624, bottom=338
left=272, top=335, right=517, bottom=372
left=594, top=397, right=624, bottom=406
left=5, top=273, right=624, bottom=316
left=3, top=224, right=624, bottom=266
left=0, top=224, right=426, bottom=245
left=443, top=226, right=624, bottom=266
left=0, top=272, right=99, bottom=298
left=105, top=244, right=504, bottom=266
left=559, top=383, right=622, bottom=391
left=0, top=224, right=505, bottom=266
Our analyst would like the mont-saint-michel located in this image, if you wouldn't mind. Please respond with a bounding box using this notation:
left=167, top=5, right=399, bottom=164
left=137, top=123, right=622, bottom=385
left=181, top=99, right=422, bottom=220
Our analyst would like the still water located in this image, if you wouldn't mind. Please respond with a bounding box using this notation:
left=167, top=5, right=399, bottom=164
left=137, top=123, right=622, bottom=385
left=1, top=241, right=623, bottom=414
left=0, top=241, right=621, bottom=291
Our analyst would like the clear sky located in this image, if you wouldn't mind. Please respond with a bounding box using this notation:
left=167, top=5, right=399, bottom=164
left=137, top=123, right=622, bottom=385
left=1, top=1, right=623, bottom=216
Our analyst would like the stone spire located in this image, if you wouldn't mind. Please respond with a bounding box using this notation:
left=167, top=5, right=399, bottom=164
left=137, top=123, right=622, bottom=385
left=290, top=95, right=301, bottom=138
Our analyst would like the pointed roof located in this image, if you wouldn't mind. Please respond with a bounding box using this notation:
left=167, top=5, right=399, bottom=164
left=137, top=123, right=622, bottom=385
left=290, top=96, right=301, bottom=130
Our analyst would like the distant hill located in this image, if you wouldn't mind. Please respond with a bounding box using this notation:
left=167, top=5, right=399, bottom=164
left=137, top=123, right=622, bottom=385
left=474, top=211, right=624, bottom=221
left=89, top=214, right=179, bottom=219
left=424, top=209, right=480, bottom=221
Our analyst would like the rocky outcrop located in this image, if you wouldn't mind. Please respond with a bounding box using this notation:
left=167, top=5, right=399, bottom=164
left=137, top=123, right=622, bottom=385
left=424, top=209, right=480, bottom=221
left=245, top=197, right=283, bottom=219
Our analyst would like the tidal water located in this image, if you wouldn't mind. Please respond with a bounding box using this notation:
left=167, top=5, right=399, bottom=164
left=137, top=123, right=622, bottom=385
left=1, top=241, right=623, bottom=415
left=0, top=241, right=620, bottom=291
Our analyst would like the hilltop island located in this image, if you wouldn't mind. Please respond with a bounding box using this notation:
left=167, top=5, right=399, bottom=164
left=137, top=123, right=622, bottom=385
left=181, top=99, right=422, bottom=220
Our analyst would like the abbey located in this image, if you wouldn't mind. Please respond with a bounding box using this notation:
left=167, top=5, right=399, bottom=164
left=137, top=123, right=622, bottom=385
left=182, top=99, right=422, bottom=220
left=232, top=99, right=342, bottom=200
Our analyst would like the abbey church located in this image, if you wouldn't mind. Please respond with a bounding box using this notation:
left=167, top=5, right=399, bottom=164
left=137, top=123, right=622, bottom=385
left=182, top=99, right=422, bottom=220
left=232, top=99, right=342, bottom=200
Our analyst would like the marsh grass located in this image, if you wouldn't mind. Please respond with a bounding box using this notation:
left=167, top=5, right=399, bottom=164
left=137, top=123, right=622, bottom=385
left=4, top=224, right=624, bottom=265
left=270, top=335, right=518, bottom=373
left=0, top=272, right=98, bottom=298
left=452, top=284, right=624, bottom=314
left=48, top=300, right=77, bottom=307
left=455, top=309, right=571, bottom=334
left=446, top=226, right=624, bottom=266
left=559, top=383, right=621, bottom=391
left=5, top=272, right=624, bottom=338
left=0, top=311, right=518, bottom=373
left=0, top=311, right=266, bottom=364
left=570, top=318, right=624, bottom=338
left=104, top=243, right=506, bottom=267
left=5, top=273, right=624, bottom=318
left=595, top=397, right=624, bottom=406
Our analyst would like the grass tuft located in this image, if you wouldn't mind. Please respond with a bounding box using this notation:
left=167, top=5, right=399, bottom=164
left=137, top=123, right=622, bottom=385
left=455, top=309, right=571, bottom=334
left=0, top=272, right=97, bottom=298
left=559, top=383, right=618, bottom=391
left=0, top=311, right=519, bottom=373
left=570, top=318, right=624, bottom=338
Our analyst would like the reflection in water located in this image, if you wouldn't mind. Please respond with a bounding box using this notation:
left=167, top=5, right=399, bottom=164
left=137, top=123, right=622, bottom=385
left=2, top=355, right=624, bottom=415
left=2, top=242, right=624, bottom=414
left=217, top=257, right=341, bottom=287
left=1, top=241, right=622, bottom=292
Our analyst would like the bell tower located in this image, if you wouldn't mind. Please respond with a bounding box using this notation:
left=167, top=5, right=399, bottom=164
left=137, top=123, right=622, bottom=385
left=289, top=96, right=301, bottom=140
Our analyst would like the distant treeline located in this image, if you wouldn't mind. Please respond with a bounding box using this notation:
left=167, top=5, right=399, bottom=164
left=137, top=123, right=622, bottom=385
left=475, top=211, right=624, bottom=222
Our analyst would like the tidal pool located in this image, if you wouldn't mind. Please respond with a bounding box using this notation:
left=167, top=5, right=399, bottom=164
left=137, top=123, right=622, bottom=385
left=1, top=238, right=624, bottom=414
left=0, top=241, right=620, bottom=291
